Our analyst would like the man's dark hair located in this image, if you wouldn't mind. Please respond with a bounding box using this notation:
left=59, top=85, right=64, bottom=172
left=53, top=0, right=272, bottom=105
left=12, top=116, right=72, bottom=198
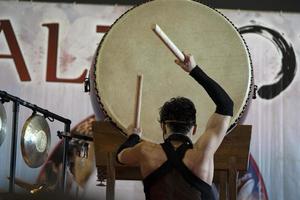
left=159, top=97, right=196, bottom=135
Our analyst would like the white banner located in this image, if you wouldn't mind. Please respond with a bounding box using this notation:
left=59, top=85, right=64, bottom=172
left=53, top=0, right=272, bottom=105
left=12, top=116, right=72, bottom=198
left=225, top=10, right=300, bottom=200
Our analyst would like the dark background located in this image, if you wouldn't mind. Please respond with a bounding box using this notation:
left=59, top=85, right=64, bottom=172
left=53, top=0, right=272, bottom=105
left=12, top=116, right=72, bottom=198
left=19, top=0, right=300, bottom=12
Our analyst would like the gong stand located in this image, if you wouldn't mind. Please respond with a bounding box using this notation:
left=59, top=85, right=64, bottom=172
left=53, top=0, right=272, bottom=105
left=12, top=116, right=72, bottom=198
left=0, top=90, right=71, bottom=193
left=93, top=122, right=252, bottom=200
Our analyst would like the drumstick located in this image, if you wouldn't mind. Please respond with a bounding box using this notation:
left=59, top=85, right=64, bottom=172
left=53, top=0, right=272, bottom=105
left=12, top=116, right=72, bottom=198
left=152, top=24, right=185, bottom=62
left=134, top=74, right=143, bottom=131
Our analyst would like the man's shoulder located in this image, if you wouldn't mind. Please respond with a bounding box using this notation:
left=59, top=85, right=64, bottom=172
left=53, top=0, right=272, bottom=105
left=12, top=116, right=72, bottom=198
left=139, top=141, right=161, bottom=154
left=140, top=140, right=160, bottom=148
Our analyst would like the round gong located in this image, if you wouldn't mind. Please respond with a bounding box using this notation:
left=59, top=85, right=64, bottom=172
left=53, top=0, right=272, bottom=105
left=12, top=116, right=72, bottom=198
left=21, top=115, right=51, bottom=168
left=93, top=0, right=252, bottom=143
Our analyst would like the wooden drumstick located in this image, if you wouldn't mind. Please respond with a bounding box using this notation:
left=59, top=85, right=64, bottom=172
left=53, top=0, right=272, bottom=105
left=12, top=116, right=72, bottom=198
left=152, top=24, right=185, bottom=62
left=134, top=74, right=143, bottom=130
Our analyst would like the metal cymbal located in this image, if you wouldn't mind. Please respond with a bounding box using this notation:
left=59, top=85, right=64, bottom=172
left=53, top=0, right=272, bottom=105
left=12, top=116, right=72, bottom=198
left=0, top=103, right=7, bottom=146
left=21, top=114, right=51, bottom=168
left=73, top=142, right=94, bottom=187
left=70, top=115, right=95, bottom=187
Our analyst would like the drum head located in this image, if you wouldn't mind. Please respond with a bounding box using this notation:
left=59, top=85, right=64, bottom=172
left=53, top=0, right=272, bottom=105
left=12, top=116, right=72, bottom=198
left=94, top=0, right=252, bottom=143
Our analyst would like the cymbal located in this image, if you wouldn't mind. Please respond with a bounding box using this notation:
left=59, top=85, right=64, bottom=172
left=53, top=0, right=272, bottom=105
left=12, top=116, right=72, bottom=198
left=0, top=103, right=7, bottom=146
left=72, top=115, right=95, bottom=138
left=70, top=115, right=95, bottom=187
left=73, top=143, right=94, bottom=187
left=35, top=116, right=95, bottom=190
left=21, top=114, right=51, bottom=168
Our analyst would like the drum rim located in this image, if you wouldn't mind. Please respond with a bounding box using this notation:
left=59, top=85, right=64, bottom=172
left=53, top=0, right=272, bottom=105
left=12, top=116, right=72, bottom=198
left=92, top=0, right=254, bottom=137
left=212, top=4, right=254, bottom=133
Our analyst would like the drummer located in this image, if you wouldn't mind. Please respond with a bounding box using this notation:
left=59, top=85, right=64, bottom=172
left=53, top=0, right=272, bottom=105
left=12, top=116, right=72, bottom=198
left=117, top=53, right=233, bottom=200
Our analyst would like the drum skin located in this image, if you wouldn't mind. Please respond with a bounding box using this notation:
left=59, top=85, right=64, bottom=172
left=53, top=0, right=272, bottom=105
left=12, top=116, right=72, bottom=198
left=91, top=0, right=253, bottom=143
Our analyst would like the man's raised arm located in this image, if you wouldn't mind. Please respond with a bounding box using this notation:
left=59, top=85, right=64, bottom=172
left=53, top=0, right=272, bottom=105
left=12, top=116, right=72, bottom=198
left=175, top=53, right=233, bottom=155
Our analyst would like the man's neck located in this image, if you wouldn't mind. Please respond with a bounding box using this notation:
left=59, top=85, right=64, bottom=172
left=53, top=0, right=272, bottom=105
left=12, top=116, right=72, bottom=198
left=164, top=132, right=192, bottom=148
left=164, top=132, right=192, bottom=140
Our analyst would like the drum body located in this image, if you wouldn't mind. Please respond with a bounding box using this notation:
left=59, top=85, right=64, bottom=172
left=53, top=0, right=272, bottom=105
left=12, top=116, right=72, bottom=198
left=90, top=0, right=253, bottom=143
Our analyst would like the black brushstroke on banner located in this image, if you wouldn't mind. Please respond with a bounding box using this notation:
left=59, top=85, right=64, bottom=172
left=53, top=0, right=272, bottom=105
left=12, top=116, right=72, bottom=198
left=239, top=25, right=297, bottom=100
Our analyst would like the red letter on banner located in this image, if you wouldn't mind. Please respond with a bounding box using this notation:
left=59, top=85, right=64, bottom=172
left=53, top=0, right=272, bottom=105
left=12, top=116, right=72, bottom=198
left=43, top=23, right=87, bottom=83
left=0, top=20, right=31, bottom=81
left=96, top=25, right=110, bottom=33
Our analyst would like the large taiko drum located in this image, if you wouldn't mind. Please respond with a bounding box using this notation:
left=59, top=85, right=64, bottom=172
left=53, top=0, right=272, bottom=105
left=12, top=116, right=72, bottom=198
left=90, top=0, right=253, bottom=143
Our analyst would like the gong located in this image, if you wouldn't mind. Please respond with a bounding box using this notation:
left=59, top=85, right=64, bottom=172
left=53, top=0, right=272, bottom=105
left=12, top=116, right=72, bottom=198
left=21, top=114, right=51, bottom=168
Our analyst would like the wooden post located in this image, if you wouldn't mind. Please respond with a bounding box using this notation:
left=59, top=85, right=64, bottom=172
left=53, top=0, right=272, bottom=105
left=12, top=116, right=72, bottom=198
left=228, top=156, right=237, bottom=200
left=219, top=171, right=228, bottom=200
left=106, top=152, right=116, bottom=200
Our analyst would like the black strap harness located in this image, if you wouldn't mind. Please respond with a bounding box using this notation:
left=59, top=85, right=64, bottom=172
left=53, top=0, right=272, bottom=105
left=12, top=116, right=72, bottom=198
left=143, top=134, right=215, bottom=200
